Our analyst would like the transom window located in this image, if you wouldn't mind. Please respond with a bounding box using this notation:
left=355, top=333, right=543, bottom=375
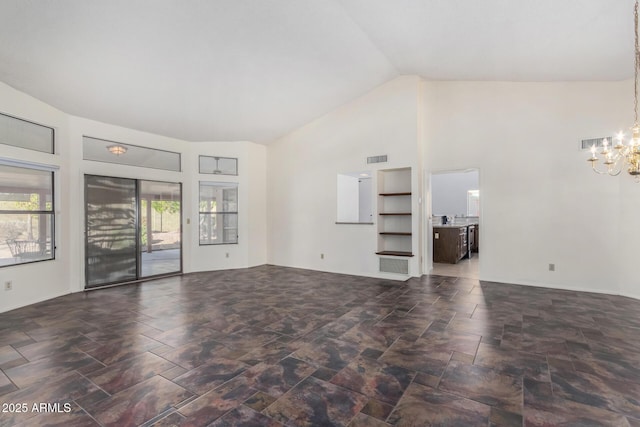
left=0, top=112, right=54, bottom=154
left=199, top=156, right=238, bottom=176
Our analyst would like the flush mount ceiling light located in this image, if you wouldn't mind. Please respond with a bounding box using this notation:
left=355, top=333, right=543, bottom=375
left=587, top=0, right=640, bottom=179
left=107, top=144, right=127, bottom=156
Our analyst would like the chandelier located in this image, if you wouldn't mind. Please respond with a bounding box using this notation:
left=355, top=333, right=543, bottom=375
left=588, top=0, right=640, bottom=179
left=106, top=144, right=127, bottom=156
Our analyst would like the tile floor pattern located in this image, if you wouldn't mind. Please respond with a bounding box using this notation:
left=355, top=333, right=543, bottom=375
left=0, top=266, right=639, bottom=426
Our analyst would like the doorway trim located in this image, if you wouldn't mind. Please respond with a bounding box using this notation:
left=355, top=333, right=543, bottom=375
left=425, top=167, right=482, bottom=278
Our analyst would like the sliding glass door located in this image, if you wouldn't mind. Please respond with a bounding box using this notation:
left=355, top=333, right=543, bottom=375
left=139, top=181, right=181, bottom=278
left=85, top=175, right=181, bottom=288
left=85, top=176, right=137, bottom=287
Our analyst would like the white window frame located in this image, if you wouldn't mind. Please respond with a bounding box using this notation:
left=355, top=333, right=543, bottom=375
left=0, top=159, right=57, bottom=267
left=198, top=181, right=238, bottom=245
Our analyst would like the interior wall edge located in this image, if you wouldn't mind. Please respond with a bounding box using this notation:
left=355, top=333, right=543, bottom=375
left=479, top=275, right=627, bottom=300
left=265, top=261, right=413, bottom=282
left=1, top=290, right=71, bottom=314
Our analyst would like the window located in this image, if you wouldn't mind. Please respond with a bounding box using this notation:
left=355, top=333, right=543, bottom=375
left=0, top=112, right=54, bottom=154
left=0, top=164, right=54, bottom=266
left=467, top=190, right=480, bottom=217
left=336, top=171, right=373, bottom=223
left=199, top=156, right=238, bottom=175
left=83, top=136, right=181, bottom=172
left=199, top=182, right=238, bottom=245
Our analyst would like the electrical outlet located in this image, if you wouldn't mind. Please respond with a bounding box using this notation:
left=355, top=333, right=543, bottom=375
left=320, top=253, right=324, bottom=259
left=549, top=263, right=555, bottom=272
left=225, top=252, right=229, bottom=258
left=4, top=281, right=12, bottom=291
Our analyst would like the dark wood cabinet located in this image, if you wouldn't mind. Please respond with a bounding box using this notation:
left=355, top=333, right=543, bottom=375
left=471, top=224, right=479, bottom=252
left=433, top=226, right=468, bottom=264
left=468, top=225, right=476, bottom=255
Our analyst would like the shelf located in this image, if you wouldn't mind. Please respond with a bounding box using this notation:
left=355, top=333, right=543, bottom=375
left=376, top=251, right=414, bottom=257
left=379, top=192, right=411, bottom=196
left=377, top=168, right=413, bottom=264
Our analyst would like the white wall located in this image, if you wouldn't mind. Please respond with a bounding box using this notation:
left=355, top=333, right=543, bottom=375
left=0, top=82, right=70, bottom=313
left=188, top=141, right=267, bottom=273
left=424, top=80, right=628, bottom=296
left=616, top=172, right=640, bottom=300
left=246, top=142, right=268, bottom=267
left=267, top=76, right=423, bottom=279
left=431, top=170, right=479, bottom=217
left=0, top=82, right=267, bottom=312
left=2, top=74, right=638, bottom=312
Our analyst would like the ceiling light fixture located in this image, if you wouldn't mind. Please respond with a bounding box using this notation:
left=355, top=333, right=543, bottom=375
left=107, top=144, right=127, bottom=156
left=212, top=157, right=222, bottom=174
left=588, top=0, right=640, bottom=179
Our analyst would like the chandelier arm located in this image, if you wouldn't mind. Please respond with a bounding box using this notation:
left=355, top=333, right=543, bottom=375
left=609, top=158, right=625, bottom=176
left=591, top=162, right=609, bottom=174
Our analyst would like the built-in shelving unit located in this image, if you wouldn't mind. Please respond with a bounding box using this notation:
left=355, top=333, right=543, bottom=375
left=376, top=250, right=414, bottom=257
left=379, top=192, right=411, bottom=196
left=376, top=168, right=413, bottom=259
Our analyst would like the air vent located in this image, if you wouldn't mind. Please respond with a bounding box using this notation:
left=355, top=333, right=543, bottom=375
left=380, top=257, right=408, bottom=274
left=581, top=137, right=613, bottom=150
left=367, top=155, right=388, bottom=164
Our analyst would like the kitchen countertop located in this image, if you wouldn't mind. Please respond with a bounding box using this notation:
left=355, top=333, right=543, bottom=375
left=433, top=223, right=479, bottom=228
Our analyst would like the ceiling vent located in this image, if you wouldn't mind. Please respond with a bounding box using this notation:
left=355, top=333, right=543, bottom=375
left=581, top=137, right=613, bottom=150
left=367, top=155, right=388, bottom=164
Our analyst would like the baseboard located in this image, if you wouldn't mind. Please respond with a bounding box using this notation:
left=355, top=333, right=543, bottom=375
left=265, top=262, right=412, bottom=282
left=1, top=290, right=71, bottom=314
left=478, top=275, right=628, bottom=299
left=617, top=291, right=640, bottom=301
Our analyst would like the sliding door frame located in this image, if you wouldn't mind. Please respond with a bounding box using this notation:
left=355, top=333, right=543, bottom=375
left=84, top=174, right=183, bottom=290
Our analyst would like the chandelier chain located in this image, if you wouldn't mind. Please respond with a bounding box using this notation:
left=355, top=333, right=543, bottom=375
left=635, top=0, right=638, bottom=124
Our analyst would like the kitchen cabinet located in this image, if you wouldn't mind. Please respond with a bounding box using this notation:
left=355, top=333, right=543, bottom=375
left=433, top=225, right=469, bottom=264
left=471, top=224, right=479, bottom=252
left=468, top=225, right=476, bottom=256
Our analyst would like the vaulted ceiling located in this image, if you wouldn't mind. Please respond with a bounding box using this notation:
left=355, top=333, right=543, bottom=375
left=0, top=0, right=632, bottom=143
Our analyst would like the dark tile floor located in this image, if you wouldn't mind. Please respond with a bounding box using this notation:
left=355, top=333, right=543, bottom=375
left=1, top=265, right=639, bottom=426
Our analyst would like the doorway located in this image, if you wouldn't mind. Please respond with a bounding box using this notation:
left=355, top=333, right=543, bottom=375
left=429, top=169, right=480, bottom=279
left=84, top=175, right=182, bottom=288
